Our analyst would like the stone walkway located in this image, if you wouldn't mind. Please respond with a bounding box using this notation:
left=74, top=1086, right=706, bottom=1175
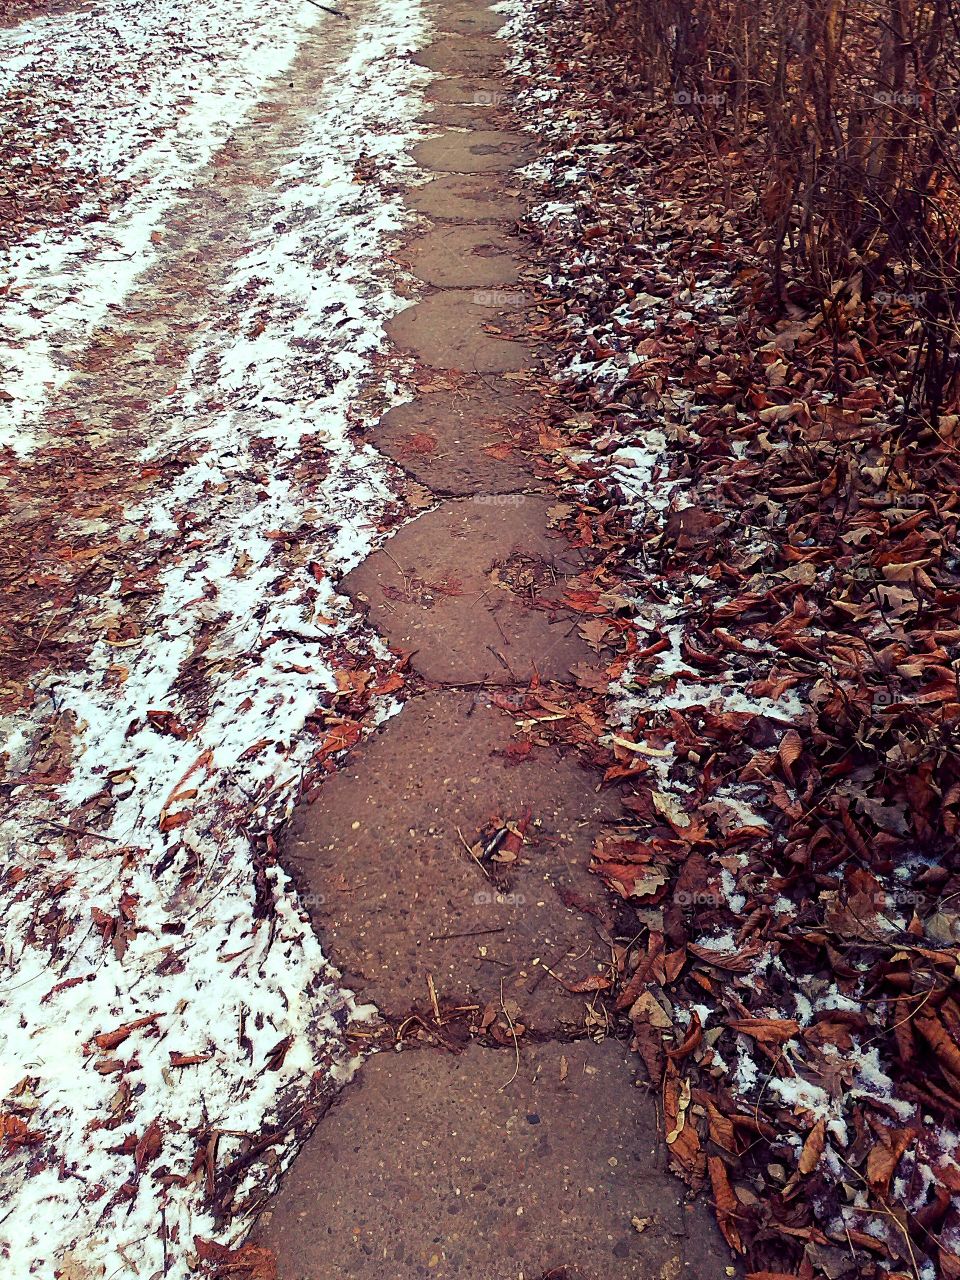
left=255, top=3, right=733, bottom=1276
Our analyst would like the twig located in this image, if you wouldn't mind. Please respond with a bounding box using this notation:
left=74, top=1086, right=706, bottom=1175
left=456, top=825, right=491, bottom=879
left=35, top=820, right=118, bottom=843
left=498, top=978, right=521, bottom=1091
left=430, top=927, right=505, bottom=942
left=427, top=973, right=441, bottom=1022
left=304, top=0, right=347, bottom=14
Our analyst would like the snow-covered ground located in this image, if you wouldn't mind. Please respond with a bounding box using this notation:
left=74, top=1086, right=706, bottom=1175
left=1, top=0, right=319, bottom=449
left=0, top=0, right=429, bottom=1273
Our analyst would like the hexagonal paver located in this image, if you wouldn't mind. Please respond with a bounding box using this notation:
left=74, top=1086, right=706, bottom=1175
left=374, top=379, right=538, bottom=496
left=386, top=291, right=532, bottom=373
left=420, top=99, right=511, bottom=130
left=434, top=5, right=505, bottom=34
left=413, top=129, right=535, bottom=173
left=413, top=35, right=507, bottom=75
left=342, top=496, right=595, bottom=684
left=401, top=224, right=521, bottom=288
left=283, top=690, right=619, bottom=1030
left=406, top=173, right=524, bottom=222
left=255, top=1039, right=733, bottom=1280
left=424, top=73, right=505, bottom=104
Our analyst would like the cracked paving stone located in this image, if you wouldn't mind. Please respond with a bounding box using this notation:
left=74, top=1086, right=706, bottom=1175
left=433, top=5, right=505, bottom=34
left=419, top=98, right=512, bottom=130
left=401, top=224, right=521, bottom=288
left=259, top=10, right=735, bottom=1279
left=413, top=128, right=535, bottom=173
left=424, top=73, right=505, bottom=103
left=413, top=35, right=507, bottom=74
left=406, top=173, right=524, bottom=222
left=386, top=290, right=532, bottom=373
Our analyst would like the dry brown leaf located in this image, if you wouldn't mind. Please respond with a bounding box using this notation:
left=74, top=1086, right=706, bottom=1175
left=798, top=1117, right=826, bottom=1175
left=708, top=1155, right=744, bottom=1252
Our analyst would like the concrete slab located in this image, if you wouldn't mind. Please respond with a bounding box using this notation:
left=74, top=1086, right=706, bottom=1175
left=419, top=100, right=511, bottom=130
left=250, top=13, right=740, bottom=1274
left=386, top=291, right=532, bottom=373
left=284, top=691, right=619, bottom=1031
left=413, top=36, right=507, bottom=74
left=434, top=6, right=505, bottom=34
left=424, top=74, right=505, bottom=104
left=401, top=225, right=521, bottom=288
left=341, top=496, right=594, bottom=684
left=255, top=1040, right=732, bottom=1280
left=406, top=173, right=524, bottom=222
left=414, top=129, right=535, bottom=173
left=374, top=380, right=539, bottom=495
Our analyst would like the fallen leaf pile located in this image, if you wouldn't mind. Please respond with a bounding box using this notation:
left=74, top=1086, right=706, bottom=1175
left=0, top=0, right=60, bottom=24
left=0, top=75, right=123, bottom=253
left=506, top=0, right=960, bottom=1275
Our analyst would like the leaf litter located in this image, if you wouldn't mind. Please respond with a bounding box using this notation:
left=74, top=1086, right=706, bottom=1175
left=500, top=1, right=960, bottom=1276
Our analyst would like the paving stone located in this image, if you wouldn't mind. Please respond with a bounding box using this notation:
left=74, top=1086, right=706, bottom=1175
left=284, top=690, right=619, bottom=1030
left=414, top=128, right=535, bottom=172
left=259, top=14, right=736, bottom=1280
left=413, top=35, right=507, bottom=74
left=406, top=173, right=524, bottom=222
left=433, top=5, right=505, bottom=34
left=401, top=224, right=521, bottom=288
left=386, top=291, right=532, bottom=373
left=424, top=73, right=505, bottom=104
left=255, top=1039, right=732, bottom=1280
left=342, top=495, right=595, bottom=684
left=374, top=381, right=539, bottom=495
left=419, top=99, right=511, bottom=129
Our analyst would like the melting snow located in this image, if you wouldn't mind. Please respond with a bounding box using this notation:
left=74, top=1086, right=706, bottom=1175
left=0, top=0, right=429, bottom=1273
left=0, top=0, right=323, bottom=450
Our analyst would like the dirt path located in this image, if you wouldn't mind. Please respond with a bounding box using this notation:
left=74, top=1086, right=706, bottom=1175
left=254, top=3, right=732, bottom=1277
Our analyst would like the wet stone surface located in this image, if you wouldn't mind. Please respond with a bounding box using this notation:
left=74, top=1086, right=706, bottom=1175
left=413, top=129, right=536, bottom=173
left=259, top=2, right=735, bottom=1277
left=423, top=72, right=504, bottom=103
left=406, top=173, right=524, bottom=222
left=433, top=4, right=505, bottom=34
left=401, top=223, right=522, bottom=288
left=386, top=290, right=533, bottom=373
left=419, top=98, right=511, bottom=129
left=373, top=379, right=541, bottom=496
left=413, top=35, right=508, bottom=75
